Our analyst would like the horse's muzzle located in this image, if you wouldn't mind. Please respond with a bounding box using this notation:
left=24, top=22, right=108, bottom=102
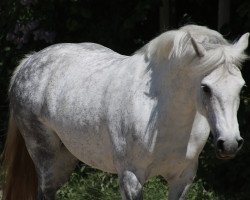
left=215, top=137, right=244, bottom=160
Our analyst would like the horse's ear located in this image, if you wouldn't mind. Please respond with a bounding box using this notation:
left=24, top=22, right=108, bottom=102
left=235, top=33, right=249, bottom=52
left=189, top=34, right=206, bottom=57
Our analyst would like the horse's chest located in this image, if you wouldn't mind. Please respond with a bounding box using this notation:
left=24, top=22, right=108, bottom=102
left=145, top=134, right=195, bottom=175
left=149, top=148, right=193, bottom=178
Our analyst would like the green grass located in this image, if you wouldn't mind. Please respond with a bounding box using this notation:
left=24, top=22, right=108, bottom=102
left=57, top=165, right=222, bottom=200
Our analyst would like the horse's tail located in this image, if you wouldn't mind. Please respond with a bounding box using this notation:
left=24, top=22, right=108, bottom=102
left=2, top=113, right=38, bottom=200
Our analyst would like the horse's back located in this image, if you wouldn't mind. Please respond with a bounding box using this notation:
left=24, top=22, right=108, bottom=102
left=9, top=43, right=126, bottom=115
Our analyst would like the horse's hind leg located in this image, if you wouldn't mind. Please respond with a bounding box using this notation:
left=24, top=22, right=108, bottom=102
left=35, top=144, right=77, bottom=200
left=16, top=117, right=78, bottom=200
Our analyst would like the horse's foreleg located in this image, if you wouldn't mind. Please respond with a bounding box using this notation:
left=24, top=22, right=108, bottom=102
left=167, top=162, right=197, bottom=200
left=168, top=179, right=192, bottom=200
left=118, top=170, right=143, bottom=200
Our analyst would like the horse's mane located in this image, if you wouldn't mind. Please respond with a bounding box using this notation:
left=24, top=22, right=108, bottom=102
left=137, top=25, right=247, bottom=71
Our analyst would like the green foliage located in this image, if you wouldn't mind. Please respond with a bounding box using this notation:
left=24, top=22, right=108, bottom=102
left=57, top=164, right=223, bottom=200
left=143, top=177, right=167, bottom=200
left=188, top=179, right=221, bottom=200
left=57, top=165, right=166, bottom=200
left=57, top=166, right=120, bottom=200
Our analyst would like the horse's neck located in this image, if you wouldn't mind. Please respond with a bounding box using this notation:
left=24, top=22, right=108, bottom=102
left=161, top=79, right=197, bottom=131
left=130, top=54, right=197, bottom=130
left=146, top=61, right=197, bottom=130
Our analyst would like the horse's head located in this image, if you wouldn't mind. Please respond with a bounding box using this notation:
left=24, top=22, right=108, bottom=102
left=193, top=32, right=249, bottom=159
left=144, top=25, right=248, bottom=159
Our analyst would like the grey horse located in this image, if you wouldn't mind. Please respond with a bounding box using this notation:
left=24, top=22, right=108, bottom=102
left=2, top=25, right=249, bottom=200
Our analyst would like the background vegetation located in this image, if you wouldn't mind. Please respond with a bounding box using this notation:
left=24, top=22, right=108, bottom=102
left=1, top=0, right=250, bottom=199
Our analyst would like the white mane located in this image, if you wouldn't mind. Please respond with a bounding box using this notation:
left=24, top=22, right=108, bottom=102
left=137, top=25, right=247, bottom=72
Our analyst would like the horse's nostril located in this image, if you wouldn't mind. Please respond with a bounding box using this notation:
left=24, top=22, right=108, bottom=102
left=217, top=139, right=225, bottom=152
left=237, top=138, right=244, bottom=150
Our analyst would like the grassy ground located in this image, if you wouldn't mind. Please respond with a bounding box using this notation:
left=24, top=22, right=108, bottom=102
left=56, top=165, right=222, bottom=200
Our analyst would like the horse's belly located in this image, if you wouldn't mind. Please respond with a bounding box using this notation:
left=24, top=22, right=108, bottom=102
left=56, top=129, right=117, bottom=173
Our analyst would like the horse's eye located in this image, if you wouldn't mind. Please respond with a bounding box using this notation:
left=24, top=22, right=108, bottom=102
left=201, top=84, right=211, bottom=94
